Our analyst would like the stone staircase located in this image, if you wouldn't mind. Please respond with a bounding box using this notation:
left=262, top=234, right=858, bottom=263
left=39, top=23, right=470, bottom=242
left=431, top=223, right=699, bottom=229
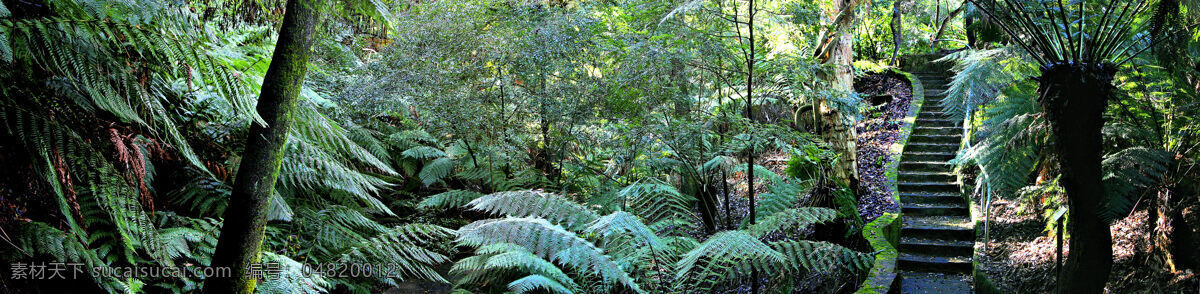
left=897, top=72, right=974, bottom=293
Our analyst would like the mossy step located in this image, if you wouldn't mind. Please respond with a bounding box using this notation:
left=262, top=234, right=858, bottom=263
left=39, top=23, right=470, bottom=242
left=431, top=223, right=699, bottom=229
left=899, top=161, right=955, bottom=172
left=899, top=237, right=974, bottom=257
left=914, top=119, right=956, bottom=128
left=902, top=152, right=956, bottom=162
left=902, top=216, right=973, bottom=229
left=898, top=271, right=973, bottom=293
left=899, top=192, right=962, bottom=205
left=898, top=171, right=955, bottom=182
left=898, top=182, right=959, bottom=193
left=909, top=134, right=961, bottom=144
left=897, top=254, right=972, bottom=273
left=918, top=113, right=954, bottom=121
left=912, top=126, right=959, bottom=136
left=906, top=142, right=959, bottom=153
left=902, top=203, right=969, bottom=216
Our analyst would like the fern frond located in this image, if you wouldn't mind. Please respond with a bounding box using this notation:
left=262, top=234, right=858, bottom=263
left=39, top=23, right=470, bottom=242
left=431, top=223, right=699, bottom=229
left=674, top=231, right=784, bottom=289
left=486, top=251, right=581, bottom=291
left=508, top=275, right=575, bottom=294
left=617, top=182, right=696, bottom=225
left=419, top=157, right=457, bottom=186
left=466, top=190, right=599, bottom=230
left=1101, top=147, right=1172, bottom=219
left=747, top=207, right=839, bottom=237
left=403, top=146, right=447, bottom=160
left=770, top=240, right=873, bottom=274
left=256, top=252, right=330, bottom=294
left=584, top=211, right=664, bottom=249
left=456, top=218, right=643, bottom=293
left=418, top=190, right=485, bottom=210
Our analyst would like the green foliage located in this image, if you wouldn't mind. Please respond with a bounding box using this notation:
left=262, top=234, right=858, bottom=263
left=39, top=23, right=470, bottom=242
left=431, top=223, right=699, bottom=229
left=674, top=231, right=785, bottom=288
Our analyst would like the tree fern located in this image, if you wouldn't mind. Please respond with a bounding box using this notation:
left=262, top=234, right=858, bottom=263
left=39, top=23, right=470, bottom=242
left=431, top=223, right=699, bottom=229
left=508, top=275, right=576, bottom=294
left=403, top=146, right=448, bottom=160
left=418, top=190, right=485, bottom=210
left=938, top=47, right=1040, bottom=122
left=456, top=217, right=644, bottom=293
left=747, top=207, right=839, bottom=237
left=419, top=157, right=458, bottom=186
left=673, top=231, right=784, bottom=289
left=1101, top=146, right=1172, bottom=220
left=466, top=190, right=600, bottom=230
left=486, top=251, right=581, bottom=291
left=770, top=240, right=873, bottom=274
left=617, top=182, right=696, bottom=226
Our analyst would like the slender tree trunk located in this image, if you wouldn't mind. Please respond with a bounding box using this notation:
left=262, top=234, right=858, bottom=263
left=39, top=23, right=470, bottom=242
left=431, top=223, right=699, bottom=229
left=204, top=0, right=318, bottom=293
left=890, top=0, right=902, bottom=66
left=1040, top=63, right=1115, bottom=294
left=747, top=1, right=760, bottom=292
left=816, top=0, right=859, bottom=187
left=931, top=4, right=966, bottom=51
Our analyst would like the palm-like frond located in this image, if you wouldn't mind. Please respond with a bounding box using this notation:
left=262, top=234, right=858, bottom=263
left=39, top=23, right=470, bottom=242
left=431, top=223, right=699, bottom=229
left=486, top=251, right=581, bottom=291
left=747, top=207, right=839, bottom=237
left=938, top=47, right=1039, bottom=122
left=508, top=275, right=576, bottom=294
left=673, top=231, right=784, bottom=289
left=770, top=240, right=873, bottom=273
left=1101, top=146, right=1172, bottom=220
left=418, top=190, right=485, bottom=210
left=467, top=190, right=600, bottom=230
left=456, top=217, right=644, bottom=293
left=617, top=182, right=696, bottom=226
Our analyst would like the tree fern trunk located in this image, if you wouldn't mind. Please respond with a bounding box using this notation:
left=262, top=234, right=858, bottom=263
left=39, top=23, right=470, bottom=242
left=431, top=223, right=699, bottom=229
left=1040, top=63, right=1115, bottom=294
left=204, top=0, right=317, bottom=293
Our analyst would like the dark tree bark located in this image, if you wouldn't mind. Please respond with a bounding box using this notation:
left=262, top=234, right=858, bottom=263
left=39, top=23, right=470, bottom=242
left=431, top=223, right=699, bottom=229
left=890, top=0, right=902, bottom=65
left=204, top=0, right=318, bottom=293
left=1039, top=63, right=1116, bottom=294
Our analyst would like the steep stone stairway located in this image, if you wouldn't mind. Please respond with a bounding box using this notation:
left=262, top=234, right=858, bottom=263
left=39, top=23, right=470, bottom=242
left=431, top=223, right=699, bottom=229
left=897, top=72, right=974, bottom=293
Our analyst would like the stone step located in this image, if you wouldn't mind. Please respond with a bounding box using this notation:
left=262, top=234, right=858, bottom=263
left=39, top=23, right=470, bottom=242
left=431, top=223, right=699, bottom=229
left=899, top=272, right=973, bottom=293
left=903, top=202, right=969, bottom=216
left=898, top=182, right=959, bottom=193
left=900, top=192, right=963, bottom=205
left=920, top=102, right=947, bottom=110
left=909, top=134, right=961, bottom=144
left=902, top=151, right=957, bottom=162
left=898, top=171, right=955, bottom=182
left=912, top=126, right=959, bottom=136
left=915, top=118, right=956, bottom=128
left=899, top=161, right=954, bottom=172
left=902, top=216, right=974, bottom=240
left=906, top=142, right=959, bottom=153
left=919, top=112, right=953, bottom=120
left=898, top=253, right=973, bottom=273
left=899, top=237, right=975, bottom=257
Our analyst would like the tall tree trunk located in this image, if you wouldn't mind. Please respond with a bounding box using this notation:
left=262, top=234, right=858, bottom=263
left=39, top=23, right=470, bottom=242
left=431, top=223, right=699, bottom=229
left=204, top=0, right=318, bottom=293
left=966, top=10, right=977, bottom=48
left=1040, top=63, right=1115, bottom=294
left=747, top=0, right=759, bottom=292
left=890, top=0, right=902, bottom=66
left=816, top=0, right=859, bottom=186
left=931, top=4, right=966, bottom=51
